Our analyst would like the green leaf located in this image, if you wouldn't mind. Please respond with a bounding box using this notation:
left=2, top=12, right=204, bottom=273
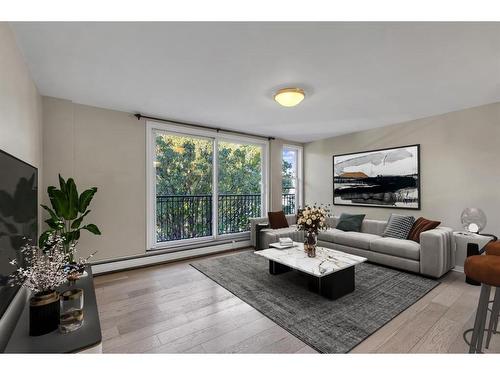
left=78, top=187, right=97, bottom=213
left=41, top=204, right=59, bottom=221
left=45, top=218, right=63, bottom=230
left=71, top=210, right=90, bottom=229
left=39, top=230, right=53, bottom=248
left=50, top=189, right=70, bottom=219
left=66, top=178, right=79, bottom=220
left=58, top=174, right=67, bottom=195
left=82, top=224, right=101, bottom=235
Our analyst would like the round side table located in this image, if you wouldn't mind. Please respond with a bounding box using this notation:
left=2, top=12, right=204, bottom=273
left=453, top=231, right=497, bottom=285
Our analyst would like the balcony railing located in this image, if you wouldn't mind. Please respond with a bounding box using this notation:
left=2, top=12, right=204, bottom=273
left=282, top=193, right=296, bottom=215
left=156, top=194, right=261, bottom=243
left=156, top=193, right=297, bottom=243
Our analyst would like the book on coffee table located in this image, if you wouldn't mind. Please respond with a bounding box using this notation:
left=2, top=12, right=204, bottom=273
left=270, top=238, right=295, bottom=249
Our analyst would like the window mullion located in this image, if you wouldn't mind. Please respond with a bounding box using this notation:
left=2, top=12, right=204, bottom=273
left=212, top=138, right=218, bottom=240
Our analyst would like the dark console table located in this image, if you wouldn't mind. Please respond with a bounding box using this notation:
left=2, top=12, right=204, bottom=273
left=4, top=266, right=102, bottom=353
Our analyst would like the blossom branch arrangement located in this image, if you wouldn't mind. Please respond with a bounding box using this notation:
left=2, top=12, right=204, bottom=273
left=9, top=234, right=70, bottom=294
left=296, top=204, right=331, bottom=234
left=9, top=234, right=97, bottom=294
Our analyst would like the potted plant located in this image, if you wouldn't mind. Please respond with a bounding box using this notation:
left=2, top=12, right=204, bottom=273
left=39, top=175, right=101, bottom=269
left=9, top=235, right=70, bottom=336
left=296, top=204, right=330, bottom=257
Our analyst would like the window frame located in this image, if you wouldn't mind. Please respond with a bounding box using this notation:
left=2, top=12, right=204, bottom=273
left=282, top=144, right=304, bottom=214
left=146, top=120, right=269, bottom=251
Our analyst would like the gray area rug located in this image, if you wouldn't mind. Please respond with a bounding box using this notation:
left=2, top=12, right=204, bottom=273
left=191, top=251, right=439, bottom=353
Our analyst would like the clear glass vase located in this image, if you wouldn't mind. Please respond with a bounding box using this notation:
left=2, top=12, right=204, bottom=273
left=59, top=288, right=84, bottom=333
left=304, top=231, right=317, bottom=258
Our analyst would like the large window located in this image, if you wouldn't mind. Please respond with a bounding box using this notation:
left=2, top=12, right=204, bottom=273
left=147, top=122, right=268, bottom=249
left=282, top=145, right=303, bottom=214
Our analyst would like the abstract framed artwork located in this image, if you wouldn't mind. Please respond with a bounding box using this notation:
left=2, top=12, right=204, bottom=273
left=333, top=144, right=420, bottom=209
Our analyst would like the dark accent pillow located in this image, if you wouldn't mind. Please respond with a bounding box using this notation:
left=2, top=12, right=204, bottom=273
left=336, top=213, right=365, bottom=232
left=407, top=217, right=441, bottom=243
left=383, top=214, right=415, bottom=239
left=268, top=211, right=289, bottom=229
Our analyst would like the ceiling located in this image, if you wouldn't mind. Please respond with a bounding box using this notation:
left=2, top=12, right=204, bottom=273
left=10, top=22, right=500, bottom=142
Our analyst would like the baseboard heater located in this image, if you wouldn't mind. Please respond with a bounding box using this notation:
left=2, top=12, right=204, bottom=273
left=91, top=239, right=251, bottom=275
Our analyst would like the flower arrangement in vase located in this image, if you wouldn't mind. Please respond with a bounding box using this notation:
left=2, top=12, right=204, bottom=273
left=9, top=234, right=96, bottom=336
left=296, top=204, right=330, bottom=257
left=9, top=235, right=70, bottom=336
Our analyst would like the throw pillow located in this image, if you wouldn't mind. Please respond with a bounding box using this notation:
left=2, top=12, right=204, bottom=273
left=267, top=211, right=289, bottom=229
left=383, top=214, right=415, bottom=239
left=336, top=213, right=365, bottom=232
left=407, top=217, right=441, bottom=243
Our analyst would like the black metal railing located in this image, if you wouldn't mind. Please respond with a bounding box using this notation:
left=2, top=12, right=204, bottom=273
left=156, top=194, right=261, bottom=242
left=282, top=193, right=296, bottom=215
left=156, top=195, right=213, bottom=243
left=218, top=194, right=261, bottom=235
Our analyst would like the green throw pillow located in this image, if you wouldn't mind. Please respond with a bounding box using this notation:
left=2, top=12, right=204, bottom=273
left=336, top=213, right=366, bottom=232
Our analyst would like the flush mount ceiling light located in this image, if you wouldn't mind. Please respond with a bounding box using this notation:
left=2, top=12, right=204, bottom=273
left=274, top=87, right=305, bottom=107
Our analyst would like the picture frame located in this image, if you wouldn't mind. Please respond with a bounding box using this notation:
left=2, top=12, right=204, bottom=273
left=332, top=144, right=420, bottom=210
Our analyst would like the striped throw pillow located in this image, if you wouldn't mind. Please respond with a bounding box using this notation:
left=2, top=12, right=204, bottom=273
left=383, top=214, right=415, bottom=239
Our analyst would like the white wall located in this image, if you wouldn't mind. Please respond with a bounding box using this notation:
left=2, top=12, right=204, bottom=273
left=42, top=97, right=146, bottom=262
left=304, top=102, right=500, bottom=267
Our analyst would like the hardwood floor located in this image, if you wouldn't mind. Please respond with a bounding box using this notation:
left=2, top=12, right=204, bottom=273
left=93, top=249, right=500, bottom=354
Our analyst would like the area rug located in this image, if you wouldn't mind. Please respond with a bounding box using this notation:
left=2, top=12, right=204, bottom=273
left=191, top=251, right=439, bottom=353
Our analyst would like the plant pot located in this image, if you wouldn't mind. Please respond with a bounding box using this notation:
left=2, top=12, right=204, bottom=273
left=29, top=290, right=60, bottom=336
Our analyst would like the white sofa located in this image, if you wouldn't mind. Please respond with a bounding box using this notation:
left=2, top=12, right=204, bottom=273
left=249, top=215, right=454, bottom=278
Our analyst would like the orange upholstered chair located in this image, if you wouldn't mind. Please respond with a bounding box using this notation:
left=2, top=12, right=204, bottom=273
left=485, top=240, right=500, bottom=256
left=464, top=255, right=500, bottom=353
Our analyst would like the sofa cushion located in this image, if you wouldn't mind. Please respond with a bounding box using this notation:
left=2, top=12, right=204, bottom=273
left=336, top=213, right=365, bottom=232
left=370, top=237, right=420, bottom=261
left=407, top=217, right=441, bottom=243
left=317, top=228, right=345, bottom=242
left=331, top=231, right=381, bottom=250
left=360, top=219, right=387, bottom=236
left=383, top=214, right=415, bottom=239
left=268, top=211, right=289, bottom=229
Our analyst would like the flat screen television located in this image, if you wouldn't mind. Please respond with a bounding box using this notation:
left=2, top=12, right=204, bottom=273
left=0, top=149, right=38, bottom=319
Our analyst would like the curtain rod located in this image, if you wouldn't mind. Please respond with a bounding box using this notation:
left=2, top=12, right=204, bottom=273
left=134, top=113, right=275, bottom=141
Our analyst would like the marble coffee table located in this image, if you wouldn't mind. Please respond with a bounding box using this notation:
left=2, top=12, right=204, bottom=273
left=254, top=243, right=367, bottom=300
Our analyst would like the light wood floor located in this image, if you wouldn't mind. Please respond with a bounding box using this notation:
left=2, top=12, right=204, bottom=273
left=93, top=249, right=500, bottom=353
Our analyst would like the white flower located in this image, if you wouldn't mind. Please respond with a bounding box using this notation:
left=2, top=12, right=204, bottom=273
left=306, top=219, right=312, bottom=225
left=311, top=215, right=316, bottom=220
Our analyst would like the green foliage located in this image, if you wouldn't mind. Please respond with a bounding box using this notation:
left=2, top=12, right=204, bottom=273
left=282, top=159, right=294, bottom=193
left=154, top=134, right=263, bottom=241
left=155, top=135, right=262, bottom=196
left=40, top=175, right=101, bottom=260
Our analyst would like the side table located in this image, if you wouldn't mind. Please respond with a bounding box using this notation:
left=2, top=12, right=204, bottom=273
left=453, top=231, right=497, bottom=285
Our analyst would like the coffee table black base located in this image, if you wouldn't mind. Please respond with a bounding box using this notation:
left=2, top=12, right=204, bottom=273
left=268, top=260, right=355, bottom=300
left=307, top=266, right=355, bottom=300
left=269, top=260, right=291, bottom=275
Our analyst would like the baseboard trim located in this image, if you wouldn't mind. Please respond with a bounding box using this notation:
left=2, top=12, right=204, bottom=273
left=91, top=240, right=251, bottom=275
left=452, top=266, right=464, bottom=273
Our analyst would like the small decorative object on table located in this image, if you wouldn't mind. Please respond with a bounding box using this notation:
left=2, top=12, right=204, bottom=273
left=461, top=208, right=487, bottom=234
left=9, top=235, right=70, bottom=336
left=278, top=237, right=293, bottom=248
left=60, top=288, right=84, bottom=333
left=296, top=204, right=330, bottom=258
